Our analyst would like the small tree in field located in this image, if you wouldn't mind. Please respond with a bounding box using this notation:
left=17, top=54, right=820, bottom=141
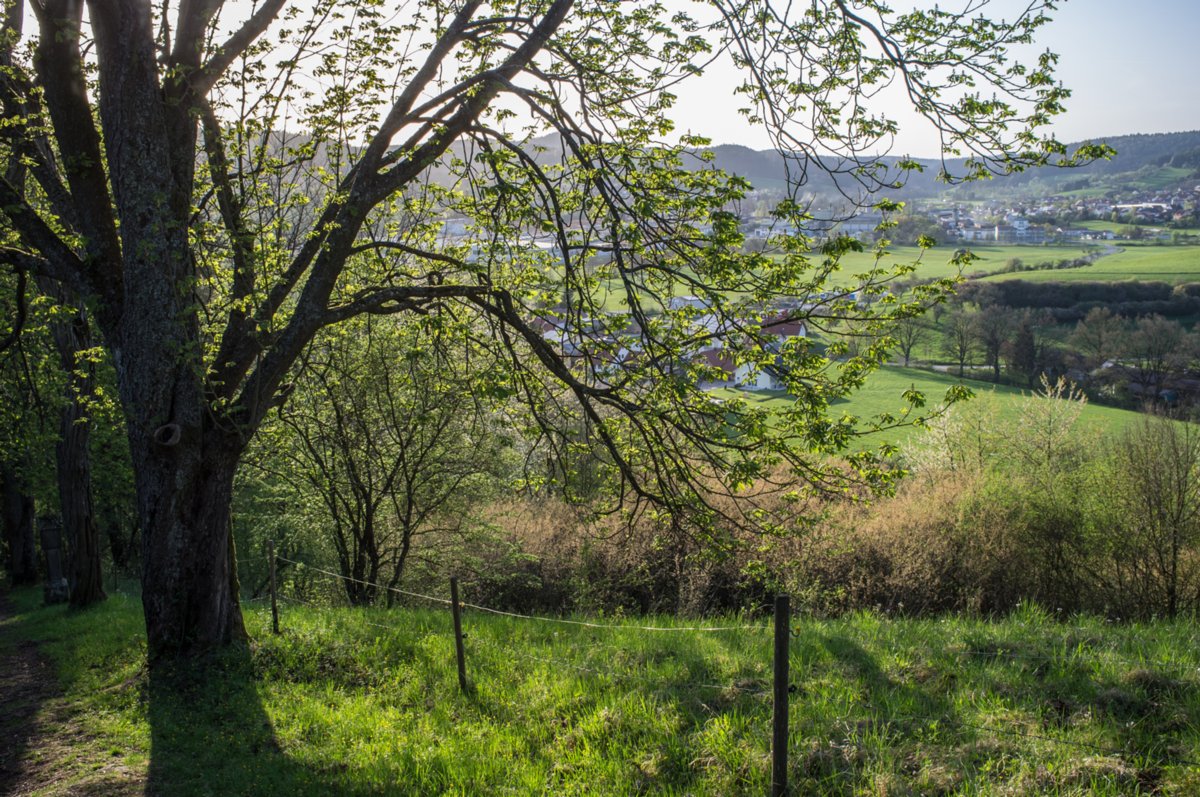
left=941, top=308, right=978, bottom=378
left=258, top=315, right=508, bottom=606
left=1124, top=315, right=1195, bottom=399
left=1069, top=306, right=1125, bottom=370
left=975, top=304, right=1013, bottom=383
left=892, top=316, right=927, bottom=368
left=0, top=0, right=1102, bottom=659
left=1107, top=415, right=1200, bottom=619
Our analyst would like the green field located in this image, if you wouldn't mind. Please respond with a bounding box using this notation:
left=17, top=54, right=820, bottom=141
left=1052, top=166, right=1194, bottom=196
left=986, top=245, right=1200, bottom=284
left=1077, top=220, right=1200, bottom=237
left=5, top=586, right=1199, bottom=795
left=1075, top=220, right=1131, bottom=235
left=716, top=366, right=1141, bottom=448
left=592, top=244, right=1101, bottom=311
left=832, top=244, right=1098, bottom=283
left=1125, top=166, right=1195, bottom=190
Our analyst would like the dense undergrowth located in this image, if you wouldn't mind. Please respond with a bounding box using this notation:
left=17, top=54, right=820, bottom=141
left=238, top=386, right=1200, bottom=631
left=4, top=586, right=1200, bottom=795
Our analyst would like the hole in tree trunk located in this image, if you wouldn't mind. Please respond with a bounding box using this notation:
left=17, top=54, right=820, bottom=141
left=153, top=423, right=182, bottom=447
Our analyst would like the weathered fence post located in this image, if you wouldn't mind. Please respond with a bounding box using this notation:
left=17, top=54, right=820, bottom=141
left=268, top=539, right=280, bottom=634
left=771, top=593, right=790, bottom=797
left=450, top=577, right=468, bottom=693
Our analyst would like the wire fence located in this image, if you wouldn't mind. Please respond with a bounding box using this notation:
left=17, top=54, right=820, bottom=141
left=258, top=549, right=1200, bottom=788
left=275, top=555, right=769, bottom=632
left=277, top=555, right=1200, bottom=676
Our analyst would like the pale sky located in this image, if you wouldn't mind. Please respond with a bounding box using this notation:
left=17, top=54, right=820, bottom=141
left=670, top=0, right=1200, bottom=156
left=64, top=0, right=1197, bottom=159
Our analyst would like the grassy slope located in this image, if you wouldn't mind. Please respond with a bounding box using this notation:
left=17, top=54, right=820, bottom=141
left=986, top=245, right=1200, bottom=285
left=826, top=244, right=1097, bottom=286
left=591, top=241, right=1200, bottom=311
left=1076, top=221, right=1200, bottom=236
left=592, top=245, right=1099, bottom=311
left=717, top=366, right=1140, bottom=448
left=4, top=588, right=1200, bottom=796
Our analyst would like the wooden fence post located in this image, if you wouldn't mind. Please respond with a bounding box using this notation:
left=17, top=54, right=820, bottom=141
left=771, top=593, right=790, bottom=797
left=268, top=539, right=280, bottom=634
left=450, top=577, right=468, bottom=693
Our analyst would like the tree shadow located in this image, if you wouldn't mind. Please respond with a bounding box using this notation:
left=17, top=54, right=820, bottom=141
left=0, top=637, right=56, bottom=797
left=455, top=630, right=769, bottom=795
left=144, top=643, right=374, bottom=797
left=818, top=632, right=962, bottom=742
left=811, top=629, right=1200, bottom=790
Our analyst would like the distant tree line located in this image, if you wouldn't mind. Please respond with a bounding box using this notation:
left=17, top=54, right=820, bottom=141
left=959, top=279, right=1200, bottom=322
left=917, top=282, right=1199, bottom=410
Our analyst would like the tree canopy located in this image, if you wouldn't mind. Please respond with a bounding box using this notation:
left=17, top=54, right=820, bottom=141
left=0, top=0, right=1102, bottom=657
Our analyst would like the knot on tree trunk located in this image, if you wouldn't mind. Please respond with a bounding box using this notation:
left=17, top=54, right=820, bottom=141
left=153, top=423, right=182, bottom=447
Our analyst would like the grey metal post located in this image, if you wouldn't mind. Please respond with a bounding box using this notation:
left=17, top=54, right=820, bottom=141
left=450, top=577, right=468, bottom=693
left=771, top=594, right=790, bottom=797
left=268, top=539, right=280, bottom=634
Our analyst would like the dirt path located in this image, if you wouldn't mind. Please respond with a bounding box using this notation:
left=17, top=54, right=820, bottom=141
left=0, top=596, right=143, bottom=797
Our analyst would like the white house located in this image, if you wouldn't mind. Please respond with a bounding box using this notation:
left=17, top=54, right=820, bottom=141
left=734, top=361, right=786, bottom=391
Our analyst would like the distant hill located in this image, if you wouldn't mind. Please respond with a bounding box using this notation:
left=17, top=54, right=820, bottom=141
left=411, top=129, right=1200, bottom=205
left=1059, top=130, right=1200, bottom=175
left=700, top=130, right=1200, bottom=201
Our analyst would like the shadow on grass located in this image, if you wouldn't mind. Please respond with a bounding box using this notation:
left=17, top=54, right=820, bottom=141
left=462, top=630, right=765, bottom=795
left=817, top=633, right=957, bottom=738
left=144, top=644, right=372, bottom=797
left=0, top=633, right=55, bottom=797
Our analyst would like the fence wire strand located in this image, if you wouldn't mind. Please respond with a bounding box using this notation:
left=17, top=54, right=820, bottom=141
left=275, top=555, right=454, bottom=607
left=259, top=551, right=1200, bottom=771
left=272, top=593, right=408, bottom=635
left=272, top=553, right=768, bottom=633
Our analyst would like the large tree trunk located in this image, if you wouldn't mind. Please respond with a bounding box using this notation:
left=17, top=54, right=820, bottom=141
left=80, top=0, right=253, bottom=660
left=343, top=539, right=380, bottom=607
left=136, top=436, right=247, bottom=658
left=1, top=463, right=37, bottom=586
left=102, top=513, right=135, bottom=574
left=58, top=400, right=105, bottom=607
left=48, top=306, right=105, bottom=608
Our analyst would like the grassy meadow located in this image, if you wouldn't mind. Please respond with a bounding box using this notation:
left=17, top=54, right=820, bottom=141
left=589, top=244, right=1100, bottom=311
left=1075, top=221, right=1200, bottom=237
left=986, top=245, right=1200, bottom=285
left=586, top=241, right=1200, bottom=313
left=715, top=366, right=1142, bottom=448
left=4, top=586, right=1200, bottom=795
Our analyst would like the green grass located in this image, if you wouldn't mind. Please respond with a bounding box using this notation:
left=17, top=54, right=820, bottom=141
left=804, top=244, right=1100, bottom=285
left=1075, top=221, right=1126, bottom=234
left=5, top=588, right=1200, bottom=795
left=1126, top=166, right=1195, bottom=190
left=1053, top=166, right=1194, bottom=194
left=588, top=240, right=1200, bottom=312
left=1069, top=221, right=1200, bottom=237
left=986, top=245, right=1200, bottom=285
left=715, top=366, right=1142, bottom=448
left=863, top=244, right=1097, bottom=279
left=587, top=245, right=1100, bottom=312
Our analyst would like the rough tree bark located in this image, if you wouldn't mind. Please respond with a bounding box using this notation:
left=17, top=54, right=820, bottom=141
left=0, top=0, right=101, bottom=606
left=1, top=463, right=37, bottom=586
left=134, top=437, right=247, bottom=652
left=43, top=300, right=105, bottom=607
left=0, top=0, right=1098, bottom=659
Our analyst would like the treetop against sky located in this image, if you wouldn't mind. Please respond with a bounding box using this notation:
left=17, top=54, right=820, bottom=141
left=0, top=0, right=1102, bottom=657
left=190, top=0, right=1162, bottom=160
left=668, top=0, right=1200, bottom=156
